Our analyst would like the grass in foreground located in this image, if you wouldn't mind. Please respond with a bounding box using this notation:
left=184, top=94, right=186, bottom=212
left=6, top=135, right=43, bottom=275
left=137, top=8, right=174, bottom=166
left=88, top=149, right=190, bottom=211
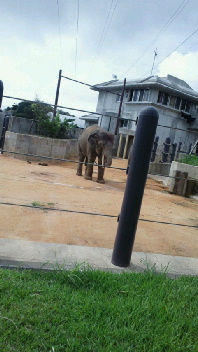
left=0, top=267, right=197, bottom=352
left=178, top=155, right=198, bottom=166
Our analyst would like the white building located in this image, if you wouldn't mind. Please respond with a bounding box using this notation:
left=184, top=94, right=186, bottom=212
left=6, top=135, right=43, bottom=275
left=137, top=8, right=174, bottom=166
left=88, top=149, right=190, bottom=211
left=92, top=75, right=198, bottom=158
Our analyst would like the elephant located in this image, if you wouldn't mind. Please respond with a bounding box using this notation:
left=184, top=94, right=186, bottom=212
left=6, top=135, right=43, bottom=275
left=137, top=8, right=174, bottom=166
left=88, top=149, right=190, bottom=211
left=76, top=125, right=114, bottom=183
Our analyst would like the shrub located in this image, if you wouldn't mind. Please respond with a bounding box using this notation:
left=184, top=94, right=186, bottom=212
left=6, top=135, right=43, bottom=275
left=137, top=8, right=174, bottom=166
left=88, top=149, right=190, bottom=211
left=178, top=155, right=198, bottom=166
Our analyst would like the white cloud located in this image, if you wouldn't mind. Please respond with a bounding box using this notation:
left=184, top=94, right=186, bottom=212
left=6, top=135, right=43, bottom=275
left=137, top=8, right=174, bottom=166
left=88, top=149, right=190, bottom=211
left=157, top=51, right=198, bottom=91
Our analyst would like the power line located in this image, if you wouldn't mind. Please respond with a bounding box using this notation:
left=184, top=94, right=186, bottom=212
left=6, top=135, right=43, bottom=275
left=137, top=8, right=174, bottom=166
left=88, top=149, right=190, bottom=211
left=2, top=150, right=198, bottom=183
left=93, top=0, right=114, bottom=63
left=95, top=0, right=118, bottom=59
left=2, top=95, right=119, bottom=119
left=3, top=93, right=198, bottom=143
left=120, top=0, right=189, bottom=78
left=56, top=0, right=63, bottom=66
left=90, top=0, right=118, bottom=79
left=3, top=93, right=198, bottom=134
left=61, top=75, right=121, bottom=96
left=1, top=202, right=197, bottom=228
left=145, top=0, right=189, bottom=51
left=75, top=0, right=80, bottom=76
left=182, top=40, right=198, bottom=54
left=145, top=27, right=198, bottom=75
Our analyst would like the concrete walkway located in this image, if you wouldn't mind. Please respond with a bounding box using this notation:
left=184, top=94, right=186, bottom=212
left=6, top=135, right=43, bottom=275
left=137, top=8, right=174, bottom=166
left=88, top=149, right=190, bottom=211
left=0, top=238, right=197, bottom=277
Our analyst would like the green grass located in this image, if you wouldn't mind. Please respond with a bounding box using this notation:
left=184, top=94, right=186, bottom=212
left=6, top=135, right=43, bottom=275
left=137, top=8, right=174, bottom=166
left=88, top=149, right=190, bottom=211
left=178, top=155, right=198, bottom=166
left=31, top=202, right=44, bottom=208
left=0, top=268, right=197, bottom=352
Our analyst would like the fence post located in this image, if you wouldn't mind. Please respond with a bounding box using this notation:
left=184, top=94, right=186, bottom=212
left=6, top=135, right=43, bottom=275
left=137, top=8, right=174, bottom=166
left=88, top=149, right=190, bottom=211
left=170, top=143, right=177, bottom=162
left=187, top=143, right=192, bottom=155
left=176, top=142, right=182, bottom=159
left=112, top=106, right=159, bottom=267
left=151, top=136, right=159, bottom=162
left=114, top=78, right=126, bottom=135
left=162, top=137, right=171, bottom=162
left=53, top=69, right=62, bottom=119
left=0, top=80, right=3, bottom=108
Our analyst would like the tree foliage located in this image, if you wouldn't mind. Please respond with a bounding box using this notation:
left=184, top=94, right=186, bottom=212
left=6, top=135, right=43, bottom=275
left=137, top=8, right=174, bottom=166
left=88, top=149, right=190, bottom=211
left=9, top=99, right=77, bottom=139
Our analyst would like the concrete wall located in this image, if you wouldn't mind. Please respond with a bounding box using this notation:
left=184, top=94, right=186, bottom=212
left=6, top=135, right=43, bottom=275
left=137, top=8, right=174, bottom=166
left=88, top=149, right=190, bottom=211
left=8, top=116, right=37, bottom=134
left=148, top=162, right=171, bottom=176
left=3, top=131, right=79, bottom=163
left=168, top=161, right=198, bottom=196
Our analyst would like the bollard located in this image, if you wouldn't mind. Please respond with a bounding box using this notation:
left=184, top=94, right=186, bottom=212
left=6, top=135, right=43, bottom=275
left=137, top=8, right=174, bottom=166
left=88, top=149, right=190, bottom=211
left=112, top=107, right=159, bottom=267
left=150, top=136, right=159, bottom=162
left=170, top=143, right=177, bottom=162
left=0, top=80, right=3, bottom=108
left=162, top=137, right=171, bottom=162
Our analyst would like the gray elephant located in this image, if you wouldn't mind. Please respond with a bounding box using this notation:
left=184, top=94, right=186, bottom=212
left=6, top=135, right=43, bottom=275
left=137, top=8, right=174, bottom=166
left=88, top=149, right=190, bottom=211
left=76, top=125, right=114, bottom=183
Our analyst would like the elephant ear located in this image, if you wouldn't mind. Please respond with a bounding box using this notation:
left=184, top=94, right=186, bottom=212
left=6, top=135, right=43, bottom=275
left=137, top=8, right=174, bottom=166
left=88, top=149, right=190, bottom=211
left=109, top=132, right=114, bottom=144
left=88, top=131, right=99, bottom=147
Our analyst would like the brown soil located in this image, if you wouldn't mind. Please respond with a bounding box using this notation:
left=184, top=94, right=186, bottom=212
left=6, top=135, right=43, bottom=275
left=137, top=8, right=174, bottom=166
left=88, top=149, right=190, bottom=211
left=0, top=155, right=197, bottom=257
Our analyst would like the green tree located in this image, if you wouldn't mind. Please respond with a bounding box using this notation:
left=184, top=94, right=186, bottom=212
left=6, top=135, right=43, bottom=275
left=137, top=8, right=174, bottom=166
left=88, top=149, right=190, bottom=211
left=11, top=101, right=35, bottom=119
left=8, top=99, right=77, bottom=139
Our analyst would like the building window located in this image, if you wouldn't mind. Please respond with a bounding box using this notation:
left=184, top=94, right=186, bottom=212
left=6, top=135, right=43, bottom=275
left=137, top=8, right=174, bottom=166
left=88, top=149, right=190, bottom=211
left=157, top=91, right=192, bottom=112
left=181, top=99, right=186, bottom=111
left=129, top=89, right=150, bottom=102
left=116, top=93, right=121, bottom=102
left=133, top=90, right=139, bottom=101
left=185, top=101, right=191, bottom=112
left=120, top=119, right=129, bottom=128
left=175, top=97, right=181, bottom=109
left=142, top=89, right=150, bottom=101
left=169, top=96, right=176, bottom=108
left=157, top=91, right=169, bottom=105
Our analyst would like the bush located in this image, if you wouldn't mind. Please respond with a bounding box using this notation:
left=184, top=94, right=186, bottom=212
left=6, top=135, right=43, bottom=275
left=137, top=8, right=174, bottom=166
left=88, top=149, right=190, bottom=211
left=37, top=114, right=77, bottom=139
left=178, top=155, right=198, bottom=166
left=9, top=99, right=77, bottom=139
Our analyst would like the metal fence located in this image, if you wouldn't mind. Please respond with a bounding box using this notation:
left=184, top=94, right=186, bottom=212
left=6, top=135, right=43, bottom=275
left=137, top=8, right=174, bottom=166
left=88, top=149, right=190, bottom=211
left=0, top=81, right=198, bottom=267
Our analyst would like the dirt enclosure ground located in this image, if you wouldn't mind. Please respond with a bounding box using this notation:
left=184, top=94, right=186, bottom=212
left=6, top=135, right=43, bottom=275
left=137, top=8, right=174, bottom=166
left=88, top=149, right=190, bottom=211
left=0, top=155, right=197, bottom=258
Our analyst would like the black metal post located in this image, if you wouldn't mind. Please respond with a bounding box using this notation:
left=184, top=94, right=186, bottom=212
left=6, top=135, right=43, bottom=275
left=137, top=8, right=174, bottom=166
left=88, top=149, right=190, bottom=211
left=170, top=143, right=177, bottom=162
left=112, top=106, right=159, bottom=267
left=114, top=78, right=126, bottom=135
left=0, top=80, right=3, bottom=108
left=162, top=137, right=171, bottom=162
left=177, top=142, right=182, bottom=158
left=53, top=69, right=62, bottom=118
left=151, top=136, right=159, bottom=162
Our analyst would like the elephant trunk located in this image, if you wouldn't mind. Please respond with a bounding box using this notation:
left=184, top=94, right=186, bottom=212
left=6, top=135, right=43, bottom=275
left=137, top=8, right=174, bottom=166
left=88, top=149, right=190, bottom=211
left=103, top=154, right=112, bottom=167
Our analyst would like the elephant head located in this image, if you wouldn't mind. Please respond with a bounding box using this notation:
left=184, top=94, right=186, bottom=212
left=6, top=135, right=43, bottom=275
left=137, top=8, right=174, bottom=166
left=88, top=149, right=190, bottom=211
left=88, top=129, right=114, bottom=167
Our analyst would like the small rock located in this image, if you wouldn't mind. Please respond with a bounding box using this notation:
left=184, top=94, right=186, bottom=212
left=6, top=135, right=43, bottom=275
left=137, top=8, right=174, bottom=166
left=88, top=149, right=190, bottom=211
left=38, top=162, right=48, bottom=166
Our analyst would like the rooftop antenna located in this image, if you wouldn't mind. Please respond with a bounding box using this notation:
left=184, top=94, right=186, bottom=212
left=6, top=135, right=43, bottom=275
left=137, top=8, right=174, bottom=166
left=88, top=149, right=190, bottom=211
left=151, top=48, right=157, bottom=75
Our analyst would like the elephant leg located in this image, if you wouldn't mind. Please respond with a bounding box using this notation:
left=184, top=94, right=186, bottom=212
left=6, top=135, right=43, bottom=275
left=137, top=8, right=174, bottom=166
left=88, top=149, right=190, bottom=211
left=76, top=150, right=85, bottom=176
left=84, top=157, right=88, bottom=175
left=85, top=156, right=95, bottom=180
left=97, top=155, right=105, bottom=184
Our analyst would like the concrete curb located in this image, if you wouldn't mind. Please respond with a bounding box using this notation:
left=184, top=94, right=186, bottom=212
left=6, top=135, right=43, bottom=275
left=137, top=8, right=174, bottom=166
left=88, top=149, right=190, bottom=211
left=0, top=238, right=197, bottom=277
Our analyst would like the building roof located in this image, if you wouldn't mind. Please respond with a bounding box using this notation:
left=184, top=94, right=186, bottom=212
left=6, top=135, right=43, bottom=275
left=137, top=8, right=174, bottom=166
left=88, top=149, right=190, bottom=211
left=79, top=113, right=99, bottom=121
left=92, top=75, right=198, bottom=100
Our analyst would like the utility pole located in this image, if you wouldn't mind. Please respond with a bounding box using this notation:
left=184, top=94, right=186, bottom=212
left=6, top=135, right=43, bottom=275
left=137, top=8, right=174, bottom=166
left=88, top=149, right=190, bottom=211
left=151, top=48, right=157, bottom=75
left=53, top=69, right=62, bottom=119
left=114, top=78, right=126, bottom=135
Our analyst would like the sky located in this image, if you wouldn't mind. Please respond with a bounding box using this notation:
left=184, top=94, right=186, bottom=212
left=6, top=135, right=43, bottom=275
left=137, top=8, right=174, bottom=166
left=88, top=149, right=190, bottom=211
left=1, top=0, right=198, bottom=126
